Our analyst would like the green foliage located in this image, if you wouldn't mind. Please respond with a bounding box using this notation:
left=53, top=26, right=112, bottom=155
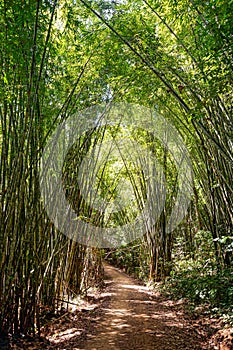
left=161, top=267, right=233, bottom=323
left=173, top=230, right=215, bottom=265
left=1, top=0, right=233, bottom=336
left=160, top=231, right=233, bottom=323
left=106, top=240, right=150, bottom=281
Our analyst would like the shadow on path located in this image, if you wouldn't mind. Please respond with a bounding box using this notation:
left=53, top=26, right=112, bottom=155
left=54, top=264, right=214, bottom=350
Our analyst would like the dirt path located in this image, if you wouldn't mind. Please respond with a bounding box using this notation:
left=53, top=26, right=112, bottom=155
left=12, top=264, right=222, bottom=349
left=71, top=264, right=215, bottom=350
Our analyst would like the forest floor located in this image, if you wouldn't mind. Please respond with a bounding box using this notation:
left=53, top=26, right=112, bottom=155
left=10, top=264, right=233, bottom=350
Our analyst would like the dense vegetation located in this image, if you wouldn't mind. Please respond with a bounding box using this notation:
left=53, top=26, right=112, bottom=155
left=0, top=0, right=232, bottom=337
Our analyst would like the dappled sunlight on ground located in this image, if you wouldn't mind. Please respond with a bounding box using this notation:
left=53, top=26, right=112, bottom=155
left=12, top=264, right=219, bottom=349
left=49, top=328, right=82, bottom=343
left=118, top=284, right=149, bottom=292
left=71, top=265, right=210, bottom=350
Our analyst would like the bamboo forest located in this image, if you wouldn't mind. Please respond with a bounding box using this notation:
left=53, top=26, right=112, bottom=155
left=0, top=0, right=233, bottom=349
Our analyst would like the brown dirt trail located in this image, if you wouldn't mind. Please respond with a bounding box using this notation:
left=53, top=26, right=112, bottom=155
left=11, top=264, right=221, bottom=349
left=73, top=264, right=212, bottom=350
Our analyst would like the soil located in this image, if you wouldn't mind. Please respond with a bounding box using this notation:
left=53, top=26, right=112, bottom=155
left=9, top=264, right=233, bottom=349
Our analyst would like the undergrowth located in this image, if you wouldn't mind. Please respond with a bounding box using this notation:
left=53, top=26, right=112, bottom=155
left=159, top=231, right=233, bottom=325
